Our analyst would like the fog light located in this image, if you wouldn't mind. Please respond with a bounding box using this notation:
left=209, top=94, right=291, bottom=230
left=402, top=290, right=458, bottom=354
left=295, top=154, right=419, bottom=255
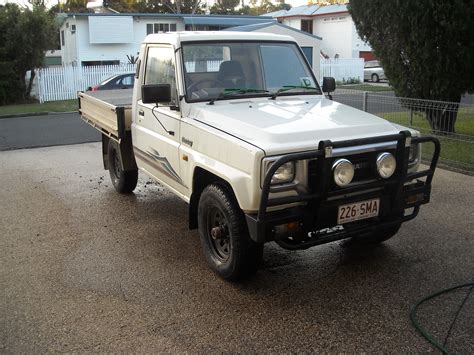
left=332, top=159, right=354, bottom=187
left=376, top=152, right=396, bottom=178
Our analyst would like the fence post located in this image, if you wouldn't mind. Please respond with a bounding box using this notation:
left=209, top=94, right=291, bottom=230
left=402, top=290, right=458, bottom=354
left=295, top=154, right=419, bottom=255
left=362, top=91, right=368, bottom=112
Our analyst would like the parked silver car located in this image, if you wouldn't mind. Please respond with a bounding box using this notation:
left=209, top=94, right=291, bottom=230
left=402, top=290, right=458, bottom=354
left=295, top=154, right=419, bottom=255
left=364, top=60, right=386, bottom=83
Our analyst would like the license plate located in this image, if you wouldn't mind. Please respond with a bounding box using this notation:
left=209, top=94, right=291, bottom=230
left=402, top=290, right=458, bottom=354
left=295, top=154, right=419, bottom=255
left=337, top=198, right=380, bottom=224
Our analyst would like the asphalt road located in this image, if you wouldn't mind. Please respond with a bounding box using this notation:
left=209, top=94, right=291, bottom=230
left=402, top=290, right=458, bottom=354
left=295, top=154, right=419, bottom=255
left=1, top=143, right=472, bottom=352
left=0, top=112, right=100, bottom=151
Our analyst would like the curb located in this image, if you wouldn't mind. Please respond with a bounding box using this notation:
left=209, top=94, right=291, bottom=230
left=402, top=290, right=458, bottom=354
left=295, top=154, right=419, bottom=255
left=0, top=111, right=78, bottom=119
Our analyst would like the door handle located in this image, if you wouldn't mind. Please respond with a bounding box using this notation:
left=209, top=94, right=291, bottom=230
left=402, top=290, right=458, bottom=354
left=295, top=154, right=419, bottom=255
left=138, top=110, right=144, bottom=117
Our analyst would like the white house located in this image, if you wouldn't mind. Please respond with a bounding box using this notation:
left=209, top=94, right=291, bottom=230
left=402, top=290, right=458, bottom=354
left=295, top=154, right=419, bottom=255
left=58, top=13, right=276, bottom=66
left=224, top=22, right=322, bottom=78
left=266, top=4, right=374, bottom=60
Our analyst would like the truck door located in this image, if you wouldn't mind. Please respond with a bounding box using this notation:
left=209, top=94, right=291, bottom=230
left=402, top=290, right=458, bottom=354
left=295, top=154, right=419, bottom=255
left=133, top=45, right=185, bottom=193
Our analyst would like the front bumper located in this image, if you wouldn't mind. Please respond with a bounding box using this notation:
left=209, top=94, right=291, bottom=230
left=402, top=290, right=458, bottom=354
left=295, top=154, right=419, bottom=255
left=245, top=131, right=440, bottom=247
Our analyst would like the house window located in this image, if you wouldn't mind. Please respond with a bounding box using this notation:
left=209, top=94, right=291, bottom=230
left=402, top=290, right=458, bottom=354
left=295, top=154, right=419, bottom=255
left=301, top=20, right=313, bottom=34
left=146, top=23, right=177, bottom=35
left=61, top=30, right=65, bottom=46
left=184, top=24, right=225, bottom=31
left=81, top=60, right=120, bottom=67
left=301, top=47, right=313, bottom=67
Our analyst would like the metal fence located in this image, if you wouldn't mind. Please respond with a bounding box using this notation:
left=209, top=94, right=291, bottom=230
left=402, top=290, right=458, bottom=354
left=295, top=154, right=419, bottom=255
left=333, top=89, right=474, bottom=172
left=37, top=64, right=136, bottom=103
left=320, top=58, right=364, bottom=84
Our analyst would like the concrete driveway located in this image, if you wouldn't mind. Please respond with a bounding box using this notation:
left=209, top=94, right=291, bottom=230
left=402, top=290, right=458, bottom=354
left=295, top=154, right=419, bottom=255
left=1, top=143, right=472, bottom=352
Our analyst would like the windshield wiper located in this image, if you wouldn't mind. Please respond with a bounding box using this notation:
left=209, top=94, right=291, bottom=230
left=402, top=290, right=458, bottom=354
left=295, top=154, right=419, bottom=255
left=270, top=85, right=320, bottom=100
left=208, top=88, right=270, bottom=105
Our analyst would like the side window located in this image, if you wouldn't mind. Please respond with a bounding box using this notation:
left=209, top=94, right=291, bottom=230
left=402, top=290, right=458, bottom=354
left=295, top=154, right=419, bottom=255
left=145, top=46, right=177, bottom=104
left=122, top=75, right=133, bottom=86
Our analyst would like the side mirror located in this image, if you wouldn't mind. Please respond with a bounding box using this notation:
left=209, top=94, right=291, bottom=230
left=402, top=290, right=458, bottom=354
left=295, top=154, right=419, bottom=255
left=142, top=84, right=171, bottom=104
left=322, top=77, right=336, bottom=93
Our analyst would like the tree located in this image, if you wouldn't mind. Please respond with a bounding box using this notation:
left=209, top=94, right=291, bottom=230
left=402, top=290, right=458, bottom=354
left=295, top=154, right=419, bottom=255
left=349, top=0, right=474, bottom=133
left=0, top=3, right=57, bottom=104
left=237, top=0, right=290, bottom=16
left=49, top=0, right=89, bottom=14
left=210, top=0, right=240, bottom=14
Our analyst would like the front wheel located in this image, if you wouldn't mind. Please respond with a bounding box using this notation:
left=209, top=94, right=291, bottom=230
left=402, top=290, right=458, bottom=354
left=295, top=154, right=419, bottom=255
left=198, top=184, right=263, bottom=280
left=351, top=223, right=401, bottom=245
left=107, top=140, right=138, bottom=193
left=371, top=73, right=380, bottom=83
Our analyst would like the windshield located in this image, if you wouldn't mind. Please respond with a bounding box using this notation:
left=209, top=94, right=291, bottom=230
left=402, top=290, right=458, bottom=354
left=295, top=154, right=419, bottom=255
left=181, top=41, right=321, bottom=102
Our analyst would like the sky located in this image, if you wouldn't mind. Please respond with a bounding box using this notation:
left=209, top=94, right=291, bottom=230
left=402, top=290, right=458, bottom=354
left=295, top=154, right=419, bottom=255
left=0, top=0, right=310, bottom=10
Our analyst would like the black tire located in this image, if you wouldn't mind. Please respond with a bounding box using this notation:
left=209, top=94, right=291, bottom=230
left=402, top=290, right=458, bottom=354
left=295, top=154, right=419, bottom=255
left=198, top=184, right=263, bottom=280
left=351, top=223, right=401, bottom=245
left=372, top=73, right=379, bottom=83
left=107, top=140, right=138, bottom=193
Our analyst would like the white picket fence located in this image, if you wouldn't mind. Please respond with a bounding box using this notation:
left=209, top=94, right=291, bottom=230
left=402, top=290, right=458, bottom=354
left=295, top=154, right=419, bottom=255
left=319, top=58, right=364, bottom=83
left=184, top=60, right=222, bottom=73
left=37, top=59, right=364, bottom=102
left=37, top=64, right=136, bottom=103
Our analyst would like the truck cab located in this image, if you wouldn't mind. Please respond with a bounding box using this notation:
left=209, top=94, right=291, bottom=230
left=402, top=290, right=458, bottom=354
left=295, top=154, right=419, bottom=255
left=79, top=32, right=440, bottom=280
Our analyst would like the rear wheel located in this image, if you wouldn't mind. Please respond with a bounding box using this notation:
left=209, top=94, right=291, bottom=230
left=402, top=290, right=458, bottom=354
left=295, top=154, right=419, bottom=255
left=351, top=223, right=401, bottom=245
left=198, top=184, right=263, bottom=280
left=372, top=73, right=379, bottom=83
left=107, top=140, right=138, bottom=193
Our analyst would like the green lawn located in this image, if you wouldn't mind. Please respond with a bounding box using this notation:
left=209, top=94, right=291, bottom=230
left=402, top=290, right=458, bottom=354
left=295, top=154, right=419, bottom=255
left=0, top=99, right=77, bottom=116
left=338, top=84, right=394, bottom=92
left=380, top=109, right=474, bottom=171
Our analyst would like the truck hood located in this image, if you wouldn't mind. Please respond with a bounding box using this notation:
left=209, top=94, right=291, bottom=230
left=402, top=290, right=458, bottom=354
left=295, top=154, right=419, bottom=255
left=190, top=96, right=404, bottom=155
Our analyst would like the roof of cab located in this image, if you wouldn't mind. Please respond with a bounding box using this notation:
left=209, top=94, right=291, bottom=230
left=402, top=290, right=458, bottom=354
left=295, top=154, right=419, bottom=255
left=142, top=31, right=296, bottom=46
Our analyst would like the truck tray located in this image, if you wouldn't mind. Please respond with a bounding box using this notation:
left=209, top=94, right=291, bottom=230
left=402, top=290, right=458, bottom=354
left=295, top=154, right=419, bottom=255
left=78, top=89, right=133, bottom=140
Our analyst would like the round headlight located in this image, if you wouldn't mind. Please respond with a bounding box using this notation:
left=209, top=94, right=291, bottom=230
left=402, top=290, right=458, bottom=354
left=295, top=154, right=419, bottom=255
left=376, top=152, right=396, bottom=179
left=332, top=159, right=354, bottom=187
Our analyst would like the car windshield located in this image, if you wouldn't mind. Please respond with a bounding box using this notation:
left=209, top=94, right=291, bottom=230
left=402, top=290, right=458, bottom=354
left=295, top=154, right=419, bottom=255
left=181, top=41, right=321, bottom=102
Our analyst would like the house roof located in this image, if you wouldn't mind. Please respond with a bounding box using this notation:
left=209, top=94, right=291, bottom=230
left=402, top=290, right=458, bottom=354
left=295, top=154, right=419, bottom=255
left=61, top=12, right=274, bottom=20
left=265, top=4, right=349, bottom=18
left=224, top=22, right=322, bottom=41
left=262, top=9, right=289, bottom=17
left=182, top=16, right=275, bottom=27
left=58, top=12, right=275, bottom=27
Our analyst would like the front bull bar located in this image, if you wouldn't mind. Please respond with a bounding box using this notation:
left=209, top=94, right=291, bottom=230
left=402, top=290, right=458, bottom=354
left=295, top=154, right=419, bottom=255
left=245, top=131, right=440, bottom=244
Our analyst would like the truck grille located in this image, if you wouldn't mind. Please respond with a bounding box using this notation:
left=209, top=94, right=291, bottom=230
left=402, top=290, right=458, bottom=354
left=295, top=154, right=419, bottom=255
left=307, top=149, right=397, bottom=192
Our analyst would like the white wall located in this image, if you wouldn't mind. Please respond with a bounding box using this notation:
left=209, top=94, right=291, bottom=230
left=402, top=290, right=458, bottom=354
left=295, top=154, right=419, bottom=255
left=60, top=16, right=185, bottom=66
left=61, top=18, right=78, bottom=65
left=313, top=14, right=353, bottom=58
left=350, top=21, right=372, bottom=58
left=279, top=13, right=373, bottom=59
left=282, top=18, right=301, bottom=30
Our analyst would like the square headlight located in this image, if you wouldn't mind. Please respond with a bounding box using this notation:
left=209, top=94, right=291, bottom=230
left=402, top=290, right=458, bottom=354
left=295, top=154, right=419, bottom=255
left=270, top=161, right=295, bottom=185
left=409, top=143, right=420, bottom=164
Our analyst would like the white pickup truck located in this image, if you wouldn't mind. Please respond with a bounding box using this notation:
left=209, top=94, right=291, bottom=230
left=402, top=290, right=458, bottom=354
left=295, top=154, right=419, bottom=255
left=78, top=32, right=440, bottom=280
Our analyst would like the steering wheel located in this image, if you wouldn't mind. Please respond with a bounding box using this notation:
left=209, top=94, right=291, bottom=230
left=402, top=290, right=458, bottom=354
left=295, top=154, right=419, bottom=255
left=187, top=78, right=223, bottom=93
